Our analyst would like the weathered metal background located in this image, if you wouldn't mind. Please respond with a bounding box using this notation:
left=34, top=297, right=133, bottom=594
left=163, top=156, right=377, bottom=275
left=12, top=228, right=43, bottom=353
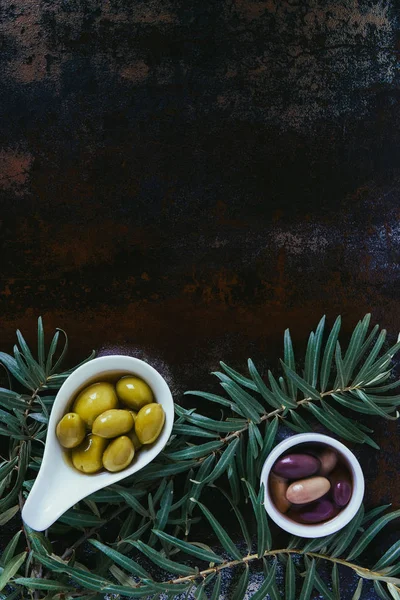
left=1, top=0, right=400, bottom=597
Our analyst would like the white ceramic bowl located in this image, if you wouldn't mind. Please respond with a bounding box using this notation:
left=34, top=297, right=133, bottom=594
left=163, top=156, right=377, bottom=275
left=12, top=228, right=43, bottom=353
left=22, top=355, right=174, bottom=531
left=260, top=433, right=364, bottom=538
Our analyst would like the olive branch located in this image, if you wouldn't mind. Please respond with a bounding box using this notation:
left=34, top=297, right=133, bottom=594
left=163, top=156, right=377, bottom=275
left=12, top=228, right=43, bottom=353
left=0, top=315, right=399, bottom=599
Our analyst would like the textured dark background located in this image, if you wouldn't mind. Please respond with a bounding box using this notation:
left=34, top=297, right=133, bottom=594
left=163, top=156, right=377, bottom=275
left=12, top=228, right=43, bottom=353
left=1, top=0, right=400, bottom=597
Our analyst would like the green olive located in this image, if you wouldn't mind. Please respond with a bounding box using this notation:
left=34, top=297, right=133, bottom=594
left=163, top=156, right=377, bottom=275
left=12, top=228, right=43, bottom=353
left=56, top=413, right=86, bottom=448
left=116, top=376, right=154, bottom=411
left=92, top=409, right=134, bottom=439
left=72, top=382, right=118, bottom=427
left=128, top=428, right=142, bottom=450
left=130, top=410, right=138, bottom=422
left=72, top=434, right=108, bottom=474
left=135, top=403, right=165, bottom=445
left=103, top=436, right=135, bottom=472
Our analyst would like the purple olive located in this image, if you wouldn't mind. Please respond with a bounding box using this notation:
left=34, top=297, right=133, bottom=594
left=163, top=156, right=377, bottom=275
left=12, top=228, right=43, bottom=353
left=329, top=466, right=352, bottom=507
left=332, top=480, right=352, bottom=507
left=272, top=453, right=320, bottom=479
left=296, top=498, right=337, bottom=523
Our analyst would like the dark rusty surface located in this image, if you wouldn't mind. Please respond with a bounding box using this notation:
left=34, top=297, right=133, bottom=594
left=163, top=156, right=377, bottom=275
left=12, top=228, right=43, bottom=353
left=1, top=0, right=400, bottom=597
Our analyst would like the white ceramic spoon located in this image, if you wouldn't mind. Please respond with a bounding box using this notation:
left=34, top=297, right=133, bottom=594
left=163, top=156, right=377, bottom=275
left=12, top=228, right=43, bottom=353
left=22, top=355, right=174, bottom=531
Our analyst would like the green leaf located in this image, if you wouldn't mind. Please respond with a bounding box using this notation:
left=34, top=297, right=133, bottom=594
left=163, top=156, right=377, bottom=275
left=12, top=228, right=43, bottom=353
left=59, top=509, right=106, bottom=528
left=35, top=554, right=152, bottom=596
left=0, top=552, right=26, bottom=591
left=288, top=409, right=310, bottom=432
left=167, top=441, right=223, bottom=461
left=354, top=329, right=387, bottom=384
left=347, top=509, right=400, bottom=560
left=281, top=362, right=321, bottom=401
left=221, top=381, right=264, bottom=421
left=352, top=578, right=363, bottom=600
left=154, top=480, right=173, bottom=533
left=353, top=389, right=399, bottom=420
left=335, top=341, right=346, bottom=389
left=89, top=539, right=149, bottom=578
left=184, top=390, right=236, bottom=411
left=374, top=540, right=400, bottom=571
left=210, top=573, right=221, bottom=600
left=188, top=454, right=215, bottom=516
left=0, top=353, right=34, bottom=390
left=114, top=488, right=149, bottom=516
left=309, top=561, right=335, bottom=600
left=283, top=328, right=297, bottom=399
left=285, top=554, right=296, bottom=600
left=13, top=346, right=40, bottom=389
left=374, top=580, right=393, bottom=600
left=231, top=565, right=249, bottom=600
left=248, top=423, right=259, bottom=459
left=24, top=525, right=53, bottom=556
left=191, top=499, right=242, bottom=560
left=136, top=460, right=198, bottom=481
left=219, top=361, right=258, bottom=391
left=331, top=505, right=364, bottom=558
left=332, top=563, right=340, bottom=599
left=49, top=328, right=68, bottom=375
left=304, top=331, right=315, bottom=384
left=216, top=487, right=252, bottom=552
left=388, top=583, right=400, bottom=600
left=16, top=330, right=46, bottom=382
left=120, top=521, right=151, bottom=545
left=203, top=438, right=239, bottom=484
left=172, top=424, right=218, bottom=438
left=175, top=405, right=247, bottom=432
left=331, top=393, right=395, bottom=416
left=131, top=540, right=198, bottom=576
left=368, top=380, right=400, bottom=393
left=2, top=590, right=23, bottom=600
left=244, top=481, right=271, bottom=555
left=152, top=530, right=223, bottom=563
left=0, top=531, right=22, bottom=566
left=228, top=460, right=241, bottom=505
left=0, top=442, right=29, bottom=512
left=257, top=417, right=279, bottom=468
left=246, top=432, right=256, bottom=489
left=37, top=316, right=45, bottom=370
left=311, top=315, right=326, bottom=387
left=263, top=559, right=281, bottom=600
left=363, top=504, right=391, bottom=525
left=320, top=315, right=341, bottom=392
left=248, top=358, right=281, bottom=409
left=306, top=402, right=364, bottom=444
left=13, top=578, right=73, bottom=592
left=250, top=559, right=276, bottom=600
left=0, top=505, right=19, bottom=526
left=45, top=331, right=60, bottom=375
left=299, top=557, right=316, bottom=600
left=342, top=315, right=370, bottom=383
left=268, top=370, right=297, bottom=408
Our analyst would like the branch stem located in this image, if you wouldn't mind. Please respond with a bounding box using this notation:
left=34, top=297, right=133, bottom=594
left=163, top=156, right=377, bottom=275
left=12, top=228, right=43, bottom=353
left=170, top=548, right=399, bottom=587
left=220, top=384, right=361, bottom=445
